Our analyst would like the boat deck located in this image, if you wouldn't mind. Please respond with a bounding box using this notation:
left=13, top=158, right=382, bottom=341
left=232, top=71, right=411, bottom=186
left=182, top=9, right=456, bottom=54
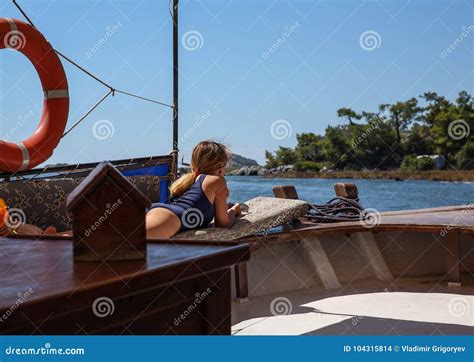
left=232, top=204, right=474, bottom=300
left=232, top=275, right=474, bottom=335
left=241, top=205, right=474, bottom=245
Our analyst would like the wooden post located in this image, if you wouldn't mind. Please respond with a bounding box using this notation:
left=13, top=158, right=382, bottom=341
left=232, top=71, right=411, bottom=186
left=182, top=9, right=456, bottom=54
left=172, top=0, right=179, bottom=156
left=234, top=263, right=249, bottom=303
left=272, top=185, right=299, bottom=200
left=446, top=230, right=461, bottom=287
left=334, top=183, right=358, bottom=199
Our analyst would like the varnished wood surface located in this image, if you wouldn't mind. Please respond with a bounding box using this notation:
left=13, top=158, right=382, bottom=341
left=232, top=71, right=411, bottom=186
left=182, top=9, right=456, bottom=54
left=0, top=238, right=250, bottom=314
left=240, top=205, right=474, bottom=244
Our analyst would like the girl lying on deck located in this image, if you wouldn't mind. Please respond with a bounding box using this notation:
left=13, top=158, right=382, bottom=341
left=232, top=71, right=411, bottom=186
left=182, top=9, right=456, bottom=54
left=0, top=140, right=241, bottom=239
left=146, top=140, right=241, bottom=238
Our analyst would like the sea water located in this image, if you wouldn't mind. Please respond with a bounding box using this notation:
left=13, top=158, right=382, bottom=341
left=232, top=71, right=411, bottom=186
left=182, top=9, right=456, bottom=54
left=226, top=176, right=474, bottom=211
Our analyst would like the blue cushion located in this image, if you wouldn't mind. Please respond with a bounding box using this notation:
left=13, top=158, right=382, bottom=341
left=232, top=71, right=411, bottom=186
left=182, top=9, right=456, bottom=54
left=122, top=164, right=170, bottom=203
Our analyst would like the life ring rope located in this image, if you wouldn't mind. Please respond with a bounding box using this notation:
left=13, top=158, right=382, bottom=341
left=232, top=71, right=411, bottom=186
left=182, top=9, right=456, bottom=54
left=44, top=89, right=69, bottom=99
left=5, top=17, right=18, bottom=31
left=16, top=142, right=30, bottom=171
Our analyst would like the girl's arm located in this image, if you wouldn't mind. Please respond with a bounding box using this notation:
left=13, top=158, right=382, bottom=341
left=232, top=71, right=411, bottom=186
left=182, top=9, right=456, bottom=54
left=225, top=203, right=241, bottom=227
left=211, top=176, right=240, bottom=228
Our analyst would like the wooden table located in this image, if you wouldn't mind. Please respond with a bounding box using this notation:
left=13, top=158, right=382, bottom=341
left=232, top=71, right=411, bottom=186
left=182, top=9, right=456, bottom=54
left=0, top=237, right=250, bottom=335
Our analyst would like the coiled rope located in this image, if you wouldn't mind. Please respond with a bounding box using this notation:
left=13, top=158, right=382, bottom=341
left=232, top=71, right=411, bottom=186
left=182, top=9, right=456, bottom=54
left=306, top=196, right=366, bottom=223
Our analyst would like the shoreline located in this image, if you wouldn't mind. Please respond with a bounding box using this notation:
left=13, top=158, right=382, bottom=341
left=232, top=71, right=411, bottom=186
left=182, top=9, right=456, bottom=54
left=257, top=170, right=474, bottom=182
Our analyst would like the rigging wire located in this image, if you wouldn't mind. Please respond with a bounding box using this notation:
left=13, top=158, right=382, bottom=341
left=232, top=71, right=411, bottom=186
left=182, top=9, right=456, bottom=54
left=61, top=89, right=114, bottom=138
left=11, top=0, right=36, bottom=28
left=11, top=0, right=174, bottom=138
left=54, top=49, right=114, bottom=90
left=114, top=89, right=173, bottom=108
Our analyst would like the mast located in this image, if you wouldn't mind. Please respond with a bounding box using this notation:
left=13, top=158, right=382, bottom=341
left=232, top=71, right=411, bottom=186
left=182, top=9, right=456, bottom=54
left=172, top=0, right=179, bottom=166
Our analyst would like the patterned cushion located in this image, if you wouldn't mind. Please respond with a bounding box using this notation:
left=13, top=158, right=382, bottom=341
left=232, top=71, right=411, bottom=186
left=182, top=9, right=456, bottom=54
left=0, top=176, right=161, bottom=231
left=173, top=197, right=309, bottom=241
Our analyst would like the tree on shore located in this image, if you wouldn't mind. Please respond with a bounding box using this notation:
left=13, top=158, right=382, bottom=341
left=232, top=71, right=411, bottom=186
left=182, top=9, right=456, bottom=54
left=337, top=108, right=362, bottom=125
left=265, top=91, right=474, bottom=171
left=379, top=97, right=421, bottom=145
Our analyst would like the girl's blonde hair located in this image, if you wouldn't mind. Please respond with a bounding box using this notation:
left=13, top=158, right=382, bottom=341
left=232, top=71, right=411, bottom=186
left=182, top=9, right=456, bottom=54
left=170, top=140, right=230, bottom=197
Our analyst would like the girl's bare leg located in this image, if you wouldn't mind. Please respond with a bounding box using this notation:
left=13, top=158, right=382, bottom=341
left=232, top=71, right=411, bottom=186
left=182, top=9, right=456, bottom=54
left=12, top=209, right=181, bottom=239
left=14, top=224, right=57, bottom=236
left=15, top=224, right=44, bottom=235
left=146, top=208, right=181, bottom=239
left=43, top=226, right=57, bottom=235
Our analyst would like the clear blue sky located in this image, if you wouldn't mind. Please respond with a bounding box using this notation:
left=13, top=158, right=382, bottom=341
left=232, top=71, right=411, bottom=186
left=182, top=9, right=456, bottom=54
left=0, top=0, right=472, bottom=165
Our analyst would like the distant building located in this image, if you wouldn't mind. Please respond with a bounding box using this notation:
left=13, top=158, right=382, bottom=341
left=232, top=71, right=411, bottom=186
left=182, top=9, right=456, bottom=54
left=416, top=155, right=446, bottom=170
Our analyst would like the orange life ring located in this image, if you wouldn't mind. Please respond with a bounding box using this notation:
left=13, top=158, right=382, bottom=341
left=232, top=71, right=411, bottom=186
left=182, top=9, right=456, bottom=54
left=0, top=18, right=69, bottom=172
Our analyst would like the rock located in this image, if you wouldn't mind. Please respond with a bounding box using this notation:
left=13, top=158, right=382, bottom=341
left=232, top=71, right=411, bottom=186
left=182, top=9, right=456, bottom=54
left=228, top=165, right=267, bottom=176
left=275, top=165, right=294, bottom=173
left=229, top=154, right=259, bottom=168
left=247, top=165, right=260, bottom=175
left=228, top=164, right=299, bottom=176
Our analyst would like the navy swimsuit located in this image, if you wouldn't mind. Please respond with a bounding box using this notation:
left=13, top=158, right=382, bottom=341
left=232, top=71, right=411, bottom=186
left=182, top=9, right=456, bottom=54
left=150, top=174, right=214, bottom=231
